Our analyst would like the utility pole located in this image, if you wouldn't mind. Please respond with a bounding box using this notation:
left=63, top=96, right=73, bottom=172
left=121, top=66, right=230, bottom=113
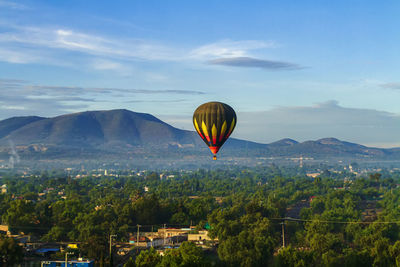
left=280, top=220, right=286, bottom=248
left=136, top=224, right=141, bottom=248
left=151, top=225, right=154, bottom=247
left=163, top=223, right=166, bottom=246
left=65, top=252, right=73, bottom=267
left=109, top=234, right=116, bottom=267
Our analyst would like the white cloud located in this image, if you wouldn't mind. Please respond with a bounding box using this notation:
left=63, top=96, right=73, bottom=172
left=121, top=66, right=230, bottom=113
left=0, top=24, right=178, bottom=62
left=189, top=39, right=277, bottom=59
left=0, top=22, right=279, bottom=68
left=208, top=57, right=304, bottom=70
left=0, top=47, right=38, bottom=63
left=1, top=105, right=27, bottom=110
left=0, top=79, right=205, bottom=119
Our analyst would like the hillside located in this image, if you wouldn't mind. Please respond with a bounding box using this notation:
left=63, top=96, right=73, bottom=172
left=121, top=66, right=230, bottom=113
left=0, top=109, right=398, bottom=161
left=0, top=109, right=197, bottom=147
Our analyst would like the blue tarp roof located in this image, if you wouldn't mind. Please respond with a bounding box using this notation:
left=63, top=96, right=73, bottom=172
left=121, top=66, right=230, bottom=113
left=35, top=248, right=60, bottom=253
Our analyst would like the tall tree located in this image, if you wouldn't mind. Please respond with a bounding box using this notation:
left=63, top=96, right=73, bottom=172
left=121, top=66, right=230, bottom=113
left=0, top=235, right=23, bottom=266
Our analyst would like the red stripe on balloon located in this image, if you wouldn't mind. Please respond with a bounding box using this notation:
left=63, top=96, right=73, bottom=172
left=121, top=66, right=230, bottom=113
left=209, top=146, right=220, bottom=154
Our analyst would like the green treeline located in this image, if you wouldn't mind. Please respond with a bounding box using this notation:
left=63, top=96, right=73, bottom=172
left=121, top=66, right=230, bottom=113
left=1, top=166, right=400, bottom=266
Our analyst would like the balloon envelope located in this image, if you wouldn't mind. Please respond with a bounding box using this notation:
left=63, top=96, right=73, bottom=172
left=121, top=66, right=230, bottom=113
left=193, top=102, right=237, bottom=158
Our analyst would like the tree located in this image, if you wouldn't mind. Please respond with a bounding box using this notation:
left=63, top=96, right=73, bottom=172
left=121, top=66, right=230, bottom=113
left=215, top=215, right=276, bottom=266
left=0, top=235, right=23, bottom=266
left=124, top=257, right=135, bottom=267
left=81, top=235, right=108, bottom=262
left=274, top=246, right=313, bottom=267
left=136, top=247, right=162, bottom=267
left=2, top=199, right=36, bottom=234
left=369, top=173, right=382, bottom=184
left=158, top=242, right=206, bottom=267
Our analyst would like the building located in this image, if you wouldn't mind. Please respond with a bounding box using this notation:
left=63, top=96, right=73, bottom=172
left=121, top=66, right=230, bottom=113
left=130, top=228, right=192, bottom=248
left=1, top=184, right=7, bottom=194
left=157, top=227, right=194, bottom=238
left=67, top=243, right=78, bottom=249
left=0, top=225, right=10, bottom=235
left=188, top=230, right=215, bottom=243
left=306, top=172, right=321, bottom=178
left=129, top=236, right=166, bottom=248
left=34, top=248, right=60, bottom=257
left=129, top=236, right=149, bottom=247
left=41, top=259, right=94, bottom=267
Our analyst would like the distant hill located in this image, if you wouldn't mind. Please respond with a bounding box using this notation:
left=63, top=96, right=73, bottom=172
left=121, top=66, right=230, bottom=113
left=0, top=109, right=197, bottom=147
left=269, top=138, right=299, bottom=147
left=0, top=109, right=398, bottom=161
left=0, top=116, right=45, bottom=139
left=267, top=137, right=389, bottom=157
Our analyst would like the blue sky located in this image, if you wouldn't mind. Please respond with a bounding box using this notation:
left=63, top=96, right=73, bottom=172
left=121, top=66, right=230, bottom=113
left=1, top=0, right=400, bottom=147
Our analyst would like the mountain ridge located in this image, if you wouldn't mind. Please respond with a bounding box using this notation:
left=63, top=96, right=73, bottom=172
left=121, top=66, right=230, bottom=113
left=0, top=109, right=398, bottom=160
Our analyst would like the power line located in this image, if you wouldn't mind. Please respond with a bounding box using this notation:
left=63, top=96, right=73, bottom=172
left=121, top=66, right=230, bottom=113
left=270, top=217, right=400, bottom=224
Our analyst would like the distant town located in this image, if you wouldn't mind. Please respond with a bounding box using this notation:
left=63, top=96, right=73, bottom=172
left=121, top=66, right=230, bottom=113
left=1, top=163, right=400, bottom=266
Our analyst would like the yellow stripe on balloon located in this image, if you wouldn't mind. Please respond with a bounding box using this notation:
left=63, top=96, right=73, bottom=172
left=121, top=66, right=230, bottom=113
left=194, top=118, right=201, bottom=133
left=212, top=124, right=217, bottom=144
left=212, top=124, right=217, bottom=137
left=219, top=121, right=227, bottom=141
left=227, top=118, right=235, bottom=137
left=202, top=121, right=211, bottom=142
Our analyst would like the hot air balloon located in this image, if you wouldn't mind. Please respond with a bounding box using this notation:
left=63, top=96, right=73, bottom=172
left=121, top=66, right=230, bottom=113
left=193, top=102, right=237, bottom=160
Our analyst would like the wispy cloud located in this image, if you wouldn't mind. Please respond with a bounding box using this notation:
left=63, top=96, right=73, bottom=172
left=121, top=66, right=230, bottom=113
left=24, top=85, right=204, bottom=96
left=125, top=99, right=187, bottom=103
left=0, top=47, right=39, bottom=64
left=0, top=23, right=285, bottom=69
left=0, top=79, right=204, bottom=96
left=0, top=24, right=178, bottom=61
left=0, top=79, right=205, bottom=119
left=0, top=18, right=302, bottom=76
left=190, top=40, right=276, bottom=59
left=208, top=57, right=305, bottom=70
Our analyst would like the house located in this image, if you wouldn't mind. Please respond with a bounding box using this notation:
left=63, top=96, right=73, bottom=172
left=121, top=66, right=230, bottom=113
left=41, top=259, right=94, bottom=267
left=67, top=244, right=78, bottom=249
left=1, top=184, right=7, bottom=194
left=129, top=236, right=167, bottom=248
left=129, top=236, right=149, bottom=247
left=306, top=173, right=321, bottom=178
left=34, top=248, right=60, bottom=257
left=0, top=225, right=10, bottom=235
left=117, top=247, right=131, bottom=256
left=157, top=227, right=195, bottom=238
left=188, top=231, right=215, bottom=243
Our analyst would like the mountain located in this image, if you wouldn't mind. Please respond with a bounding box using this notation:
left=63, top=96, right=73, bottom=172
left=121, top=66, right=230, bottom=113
left=0, top=109, right=398, bottom=161
left=268, top=137, right=388, bottom=157
left=0, top=109, right=197, bottom=148
left=269, top=138, right=299, bottom=147
left=0, top=116, right=45, bottom=139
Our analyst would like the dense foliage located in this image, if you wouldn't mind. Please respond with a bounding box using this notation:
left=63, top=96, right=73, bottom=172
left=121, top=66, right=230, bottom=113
left=1, top=166, right=400, bottom=266
left=0, top=234, right=23, bottom=265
